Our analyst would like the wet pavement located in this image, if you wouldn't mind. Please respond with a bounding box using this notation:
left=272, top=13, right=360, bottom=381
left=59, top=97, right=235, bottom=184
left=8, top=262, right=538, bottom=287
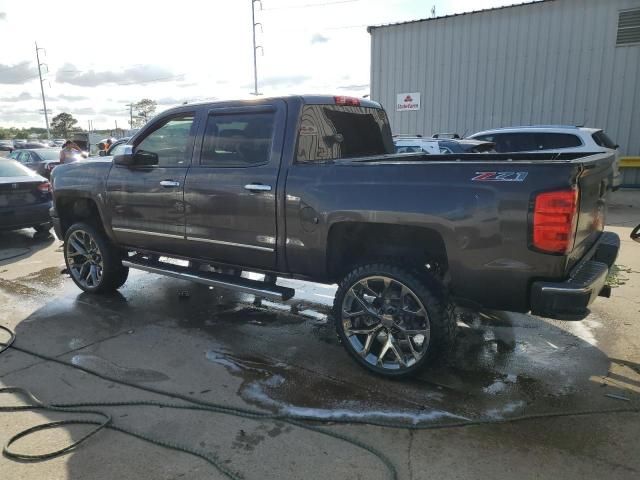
left=1, top=190, right=639, bottom=480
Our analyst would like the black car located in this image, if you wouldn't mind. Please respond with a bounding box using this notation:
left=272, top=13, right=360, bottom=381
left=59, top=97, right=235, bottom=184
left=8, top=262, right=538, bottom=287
left=7, top=148, right=61, bottom=179
left=0, top=159, right=53, bottom=233
left=14, top=142, right=50, bottom=149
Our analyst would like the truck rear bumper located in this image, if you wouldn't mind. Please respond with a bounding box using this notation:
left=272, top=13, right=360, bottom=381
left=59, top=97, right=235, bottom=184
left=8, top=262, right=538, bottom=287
left=530, top=231, right=620, bottom=320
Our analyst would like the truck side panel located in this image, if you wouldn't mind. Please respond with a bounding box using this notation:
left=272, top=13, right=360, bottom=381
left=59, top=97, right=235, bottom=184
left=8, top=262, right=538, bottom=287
left=283, top=159, right=599, bottom=312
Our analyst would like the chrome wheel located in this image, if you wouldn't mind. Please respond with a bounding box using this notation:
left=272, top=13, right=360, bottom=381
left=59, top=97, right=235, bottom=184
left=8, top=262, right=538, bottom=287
left=66, top=230, right=104, bottom=289
left=341, top=276, right=430, bottom=371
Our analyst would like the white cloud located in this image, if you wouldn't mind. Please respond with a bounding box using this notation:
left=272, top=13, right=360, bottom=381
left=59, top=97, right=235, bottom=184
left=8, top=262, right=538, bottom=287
left=56, top=63, right=180, bottom=87
left=0, top=91, right=36, bottom=101
left=311, top=33, right=329, bottom=44
left=0, top=62, right=38, bottom=84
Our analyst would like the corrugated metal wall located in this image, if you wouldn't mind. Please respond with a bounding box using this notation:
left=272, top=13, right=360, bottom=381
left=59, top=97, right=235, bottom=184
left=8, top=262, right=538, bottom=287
left=370, top=0, right=640, bottom=157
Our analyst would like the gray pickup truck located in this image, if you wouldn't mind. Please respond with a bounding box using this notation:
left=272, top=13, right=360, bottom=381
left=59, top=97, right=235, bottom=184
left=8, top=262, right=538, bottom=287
left=50, top=95, right=619, bottom=376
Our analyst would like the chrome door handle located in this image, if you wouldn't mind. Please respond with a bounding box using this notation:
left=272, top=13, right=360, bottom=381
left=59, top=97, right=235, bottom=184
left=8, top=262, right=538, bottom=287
left=244, top=184, right=272, bottom=192
left=160, top=180, right=180, bottom=188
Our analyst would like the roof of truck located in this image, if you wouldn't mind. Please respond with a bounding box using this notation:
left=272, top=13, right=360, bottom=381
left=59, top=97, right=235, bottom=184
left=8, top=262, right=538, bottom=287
left=163, top=95, right=382, bottom=112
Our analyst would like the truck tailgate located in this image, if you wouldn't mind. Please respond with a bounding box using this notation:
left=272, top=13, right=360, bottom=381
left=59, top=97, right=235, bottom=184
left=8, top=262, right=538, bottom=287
left=567, top=152, right=614, bottom=269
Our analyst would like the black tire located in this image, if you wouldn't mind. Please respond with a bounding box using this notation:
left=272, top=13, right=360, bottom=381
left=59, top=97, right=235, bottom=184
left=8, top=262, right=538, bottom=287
left=333, top=263, right=456, bottom=378
left=63, top=222, right=129, bottom=293
left=34, top=223, right=53, bottom=233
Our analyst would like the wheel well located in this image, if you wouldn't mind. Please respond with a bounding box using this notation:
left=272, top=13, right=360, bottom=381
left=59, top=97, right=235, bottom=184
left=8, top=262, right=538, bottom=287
left=57, top=197, right=104, bottom=237
left=326, top=222, right=448, bottom=282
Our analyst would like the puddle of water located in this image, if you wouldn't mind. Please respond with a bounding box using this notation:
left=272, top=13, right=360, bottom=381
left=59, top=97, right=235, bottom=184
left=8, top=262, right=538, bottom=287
left=68, top=338, right=86, bottom=350
left=71, top=354, right=170, bottom=383
left=17, top=267, right=66, bottom=289
left=485, top=400, right=526, bottom=419
left=204, top=348, right=466, bottom=425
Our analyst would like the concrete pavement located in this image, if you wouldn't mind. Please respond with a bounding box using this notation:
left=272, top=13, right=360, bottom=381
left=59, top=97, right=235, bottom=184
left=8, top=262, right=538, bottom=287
left=1, top=190, right=639, bottom=480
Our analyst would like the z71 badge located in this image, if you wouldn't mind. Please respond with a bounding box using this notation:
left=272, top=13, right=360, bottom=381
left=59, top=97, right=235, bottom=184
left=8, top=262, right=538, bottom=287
left=471, top=172, right=528, bottom=182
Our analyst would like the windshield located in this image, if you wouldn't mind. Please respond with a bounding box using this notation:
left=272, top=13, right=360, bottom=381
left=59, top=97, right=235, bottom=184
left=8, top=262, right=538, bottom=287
left=0, top=159, right=35, bottom=177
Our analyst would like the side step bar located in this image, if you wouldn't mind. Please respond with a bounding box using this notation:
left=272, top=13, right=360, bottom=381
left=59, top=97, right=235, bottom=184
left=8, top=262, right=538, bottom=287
left=122, top=258, right=295, bottom=301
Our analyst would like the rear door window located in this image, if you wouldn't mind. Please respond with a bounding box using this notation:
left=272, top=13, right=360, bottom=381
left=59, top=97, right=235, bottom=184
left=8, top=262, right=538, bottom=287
left=200, top=112, right=275, bottom=167
left=296, top=105, right=393, bottom=162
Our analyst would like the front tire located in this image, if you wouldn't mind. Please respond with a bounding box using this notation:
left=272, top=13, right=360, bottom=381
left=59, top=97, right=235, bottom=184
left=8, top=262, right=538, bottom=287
left=333, top=263, right=455, bottom=377
left=64, top=222, right=128, bottom=293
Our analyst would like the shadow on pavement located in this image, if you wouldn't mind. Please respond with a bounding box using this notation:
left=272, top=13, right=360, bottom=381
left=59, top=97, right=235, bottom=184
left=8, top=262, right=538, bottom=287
left=0, top=229, right=56, bottom=268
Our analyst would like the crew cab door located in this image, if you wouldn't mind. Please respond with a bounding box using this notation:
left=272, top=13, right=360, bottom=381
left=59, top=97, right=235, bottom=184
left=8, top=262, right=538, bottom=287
left=183, top=102, right=286, bottom=269
left=106, top=112, right=197, bottom=254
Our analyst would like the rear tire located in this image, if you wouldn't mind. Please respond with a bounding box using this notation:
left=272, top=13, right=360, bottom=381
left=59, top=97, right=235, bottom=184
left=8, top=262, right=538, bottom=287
left=333, top=262, right=456, bottom=377
left=34, top=223, right=52, bottom=233
left=64, top=222, right=128, bottom=293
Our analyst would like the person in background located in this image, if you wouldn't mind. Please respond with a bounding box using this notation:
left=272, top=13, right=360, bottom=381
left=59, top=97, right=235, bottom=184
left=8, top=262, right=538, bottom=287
left=105, top=138, right=113, bottom=152
left=59, top=141, right=83, bottom=163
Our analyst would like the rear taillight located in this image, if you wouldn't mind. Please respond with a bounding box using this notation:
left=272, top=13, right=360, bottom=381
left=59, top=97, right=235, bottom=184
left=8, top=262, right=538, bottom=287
left=532, top=188, right=579, bottom=254
left=334, top=96, right=360, bottom=106
left=37, top=181, right=51, bottom=193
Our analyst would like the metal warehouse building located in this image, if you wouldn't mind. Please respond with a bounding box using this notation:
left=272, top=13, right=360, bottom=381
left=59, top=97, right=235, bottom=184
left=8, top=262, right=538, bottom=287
left=368, top=0, right=640, bottom=180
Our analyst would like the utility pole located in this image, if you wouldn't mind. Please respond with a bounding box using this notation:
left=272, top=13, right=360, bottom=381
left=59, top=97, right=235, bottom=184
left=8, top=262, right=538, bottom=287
left=35, top=42, right=50, bottom=139
left=126, top=103, right=134, bottom=128
left=251, top=0, right=263, bottom=95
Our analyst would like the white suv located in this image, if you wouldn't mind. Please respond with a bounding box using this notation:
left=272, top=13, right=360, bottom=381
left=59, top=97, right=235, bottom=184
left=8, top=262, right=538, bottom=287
left=469, top=126, right=621, bottom=189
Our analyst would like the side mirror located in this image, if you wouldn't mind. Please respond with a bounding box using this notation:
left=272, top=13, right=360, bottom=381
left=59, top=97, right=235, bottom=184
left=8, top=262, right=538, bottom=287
left=632, top=224, right=640, bottom=243
left=113, top=145, right=134, bottom=166
left=113, top=146, right=158, bottom=167
left=98, top=150, right=106, bottom=157
left=132, top=150, right=159, bottom=166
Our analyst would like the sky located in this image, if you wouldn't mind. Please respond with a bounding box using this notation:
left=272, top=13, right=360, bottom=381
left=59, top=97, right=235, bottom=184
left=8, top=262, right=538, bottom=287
left=0, top=0, right=515, bottom=130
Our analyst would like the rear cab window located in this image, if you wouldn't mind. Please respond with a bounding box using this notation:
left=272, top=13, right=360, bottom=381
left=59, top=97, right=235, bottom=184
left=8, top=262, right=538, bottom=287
left=296, top=104, right=394, bottom=162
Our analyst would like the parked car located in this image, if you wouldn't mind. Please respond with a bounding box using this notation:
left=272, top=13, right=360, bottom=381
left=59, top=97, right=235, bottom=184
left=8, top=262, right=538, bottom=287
left=13, top=142, right=51, bottom=149
left=98, top=137, right=130, bottom=157
left=0, top=159, right=53, bottom=233
left=0, top=141, right=13, bottom=152
left=468, top=126, right=621, bottom=189
left=51, top=95, right=619, bottom=377
left=394, top=135, right=495, bottom=154
left=7, top=148, right=62, bottom=179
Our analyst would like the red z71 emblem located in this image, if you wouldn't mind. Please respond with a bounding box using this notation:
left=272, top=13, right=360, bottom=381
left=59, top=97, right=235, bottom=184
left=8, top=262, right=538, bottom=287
left=471, top=172, right=528, bottom=182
